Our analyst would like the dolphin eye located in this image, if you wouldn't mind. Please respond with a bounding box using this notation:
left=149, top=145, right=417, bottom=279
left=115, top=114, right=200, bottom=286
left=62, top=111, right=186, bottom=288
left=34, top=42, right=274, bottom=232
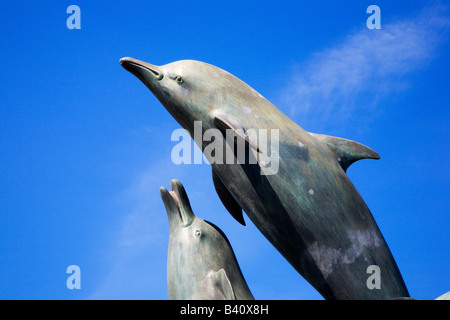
left=175, top=75, right=184, bottom=84
left=194, top=229, right=201, bottom=237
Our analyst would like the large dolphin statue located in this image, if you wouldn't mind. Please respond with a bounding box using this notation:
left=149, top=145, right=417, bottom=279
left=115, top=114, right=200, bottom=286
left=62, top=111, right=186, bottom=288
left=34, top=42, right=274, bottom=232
left=121, top=57, right=410, bottom=299
left=160, top=179, right=254, bottom=300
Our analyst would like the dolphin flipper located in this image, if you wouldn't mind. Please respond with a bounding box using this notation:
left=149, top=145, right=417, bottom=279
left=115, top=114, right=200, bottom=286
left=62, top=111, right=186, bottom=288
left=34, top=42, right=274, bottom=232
left=212, top=168, right=246, bottom=226
left=310, top=133, right=381, bottom=172
left=213, top=114, right=260, bottom=152
left=207, top=268, right=236, bottom=300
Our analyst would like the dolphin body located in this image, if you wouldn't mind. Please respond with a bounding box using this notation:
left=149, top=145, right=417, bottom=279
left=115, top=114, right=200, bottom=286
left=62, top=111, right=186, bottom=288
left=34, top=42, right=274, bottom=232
left=121, top=57, right=409, bottom=299
left=160, top=179, right=254, bottom=300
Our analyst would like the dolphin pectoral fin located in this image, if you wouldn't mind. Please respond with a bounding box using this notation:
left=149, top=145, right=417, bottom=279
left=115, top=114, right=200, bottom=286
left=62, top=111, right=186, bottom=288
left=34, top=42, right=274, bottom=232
left=213, top=114, right=260, bottom=152
left=310, top=133, right=381, bottom=172
left=207, top=268, right=236, bottom=300
left=212, top=168, right=246, bottom=226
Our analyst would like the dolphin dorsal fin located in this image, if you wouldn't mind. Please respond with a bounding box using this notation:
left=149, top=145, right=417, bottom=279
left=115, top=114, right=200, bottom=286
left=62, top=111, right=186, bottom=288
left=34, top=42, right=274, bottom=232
left=212, top=168, right=246, bottom=226
left=208, top=268, right=236, bottom=300
left=310, top=133, right=380, bottom=172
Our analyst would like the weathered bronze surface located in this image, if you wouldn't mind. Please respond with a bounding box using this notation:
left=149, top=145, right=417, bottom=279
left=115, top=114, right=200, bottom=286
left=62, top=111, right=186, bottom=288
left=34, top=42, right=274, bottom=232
left=121, top=57, right=410, bottom=299
left=161, top=179, right=254, bottom=300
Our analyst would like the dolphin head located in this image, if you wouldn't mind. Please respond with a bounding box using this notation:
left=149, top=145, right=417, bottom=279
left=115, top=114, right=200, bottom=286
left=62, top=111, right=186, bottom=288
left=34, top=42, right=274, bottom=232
left=160, top=179, right=245, bottom=298
left=160, top=179, right=196, bottom=229
left=160, top=179, right=228, bottom=247
left=120, top=57, right=252, bottom=135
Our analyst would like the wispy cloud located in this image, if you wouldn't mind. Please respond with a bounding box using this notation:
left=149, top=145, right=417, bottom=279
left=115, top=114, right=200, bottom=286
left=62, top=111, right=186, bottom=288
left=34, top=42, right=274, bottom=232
left=280, top=3, right=449, bottom=132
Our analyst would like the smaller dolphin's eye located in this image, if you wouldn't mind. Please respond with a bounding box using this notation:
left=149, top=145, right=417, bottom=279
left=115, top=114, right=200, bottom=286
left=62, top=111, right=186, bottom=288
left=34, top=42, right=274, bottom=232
left=175, top=75, right=183, bottom=84
left=194, top=229, right=201, bottom=237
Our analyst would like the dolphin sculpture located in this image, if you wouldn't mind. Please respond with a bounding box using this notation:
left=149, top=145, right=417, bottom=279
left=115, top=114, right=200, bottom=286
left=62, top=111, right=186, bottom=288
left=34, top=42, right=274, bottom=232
left=121, top=57, right=410, bottom=299
left=160, top=179, right=254, bottom=300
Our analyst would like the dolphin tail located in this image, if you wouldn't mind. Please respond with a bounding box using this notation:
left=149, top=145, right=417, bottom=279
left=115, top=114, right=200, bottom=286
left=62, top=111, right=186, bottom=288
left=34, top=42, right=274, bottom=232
left=436, top=291, right=450, bottom=300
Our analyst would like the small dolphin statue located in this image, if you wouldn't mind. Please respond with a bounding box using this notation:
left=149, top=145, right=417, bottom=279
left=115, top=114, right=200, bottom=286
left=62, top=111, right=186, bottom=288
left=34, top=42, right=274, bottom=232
left=160, top=179, right=254, bottom=300
left=122, top=57, right=409, bottom=299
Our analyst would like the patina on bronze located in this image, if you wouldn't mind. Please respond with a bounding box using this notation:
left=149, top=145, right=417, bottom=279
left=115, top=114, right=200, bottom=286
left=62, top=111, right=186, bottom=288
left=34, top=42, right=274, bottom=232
left=161, top=179, right=254, bottom=300
left=121, top=57, right=409, bottom=299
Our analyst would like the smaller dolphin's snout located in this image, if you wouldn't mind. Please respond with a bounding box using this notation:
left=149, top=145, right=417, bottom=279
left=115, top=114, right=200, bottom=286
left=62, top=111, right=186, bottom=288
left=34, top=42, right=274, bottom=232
left=160, top=180, right=196, bottom=228
left=120, top=57, right=163, bottom=80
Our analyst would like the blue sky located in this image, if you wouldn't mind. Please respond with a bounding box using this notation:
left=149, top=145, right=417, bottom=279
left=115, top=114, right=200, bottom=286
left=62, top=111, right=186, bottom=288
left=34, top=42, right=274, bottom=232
left=0, top=1, right=448, bottom=299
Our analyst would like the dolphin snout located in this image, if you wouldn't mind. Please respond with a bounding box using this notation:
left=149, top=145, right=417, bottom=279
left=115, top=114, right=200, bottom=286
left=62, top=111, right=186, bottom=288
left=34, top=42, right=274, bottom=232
left=160, top=180, right=196, bottom=227
left=120, top=57, right=163, bottom=80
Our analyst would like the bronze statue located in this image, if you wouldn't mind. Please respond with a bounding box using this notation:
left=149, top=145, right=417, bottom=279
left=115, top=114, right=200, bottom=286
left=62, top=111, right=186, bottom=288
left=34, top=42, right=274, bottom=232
left=121, top=57, right=409, bottom=299
left=161, top=179, right=254, bottom=300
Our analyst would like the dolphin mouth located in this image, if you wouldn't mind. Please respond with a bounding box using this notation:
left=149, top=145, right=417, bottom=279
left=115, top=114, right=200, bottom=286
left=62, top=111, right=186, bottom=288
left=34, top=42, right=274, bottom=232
left=160, top=186, right=183, bottom=223
left=160, top=180, right=195, bottom=227
left=120, top=57, right=163, bottom=80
